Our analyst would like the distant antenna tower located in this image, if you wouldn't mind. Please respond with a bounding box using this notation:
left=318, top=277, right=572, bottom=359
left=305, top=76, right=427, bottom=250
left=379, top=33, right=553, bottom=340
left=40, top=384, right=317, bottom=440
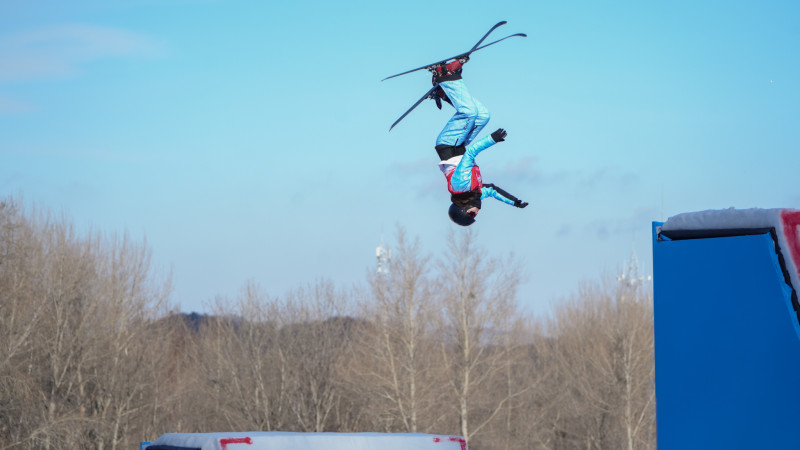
left=376, top=238, right=392, bottom=275
left=617, top=246, right=652, bottom=300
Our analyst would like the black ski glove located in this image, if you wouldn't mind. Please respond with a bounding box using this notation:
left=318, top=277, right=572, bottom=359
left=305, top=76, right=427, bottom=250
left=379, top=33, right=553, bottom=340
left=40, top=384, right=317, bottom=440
left=491, top=128, right=507, bottom=142
left=514, top=199, right=528, bottom=209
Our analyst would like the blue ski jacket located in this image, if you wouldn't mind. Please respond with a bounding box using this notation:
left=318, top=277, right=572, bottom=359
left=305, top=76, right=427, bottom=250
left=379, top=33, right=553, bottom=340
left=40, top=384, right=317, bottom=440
left=438, top=134, right=517, bottom=207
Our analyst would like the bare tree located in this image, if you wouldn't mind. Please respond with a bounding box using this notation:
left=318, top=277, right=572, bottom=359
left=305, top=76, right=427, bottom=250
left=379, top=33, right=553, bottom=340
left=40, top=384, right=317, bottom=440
left=436, top=230, right=528, bottom=448
left=478, top=317, right=552, bottom=450
left=279, top=280, right=357, bottom=432
left=347, top=228, right=446, bottom=433
left=0, top=197, right=172, bottom=450
left=196, top=282, right=289, bottom=431
left=82, top=233, right=171, bottom=450
left=542, top=278, right=655, bottom=450
left=196, top=279, right=358, bottom=433
left=133, top=312, right=199, bottom=442
left=0, top=199, right=50, bottom=448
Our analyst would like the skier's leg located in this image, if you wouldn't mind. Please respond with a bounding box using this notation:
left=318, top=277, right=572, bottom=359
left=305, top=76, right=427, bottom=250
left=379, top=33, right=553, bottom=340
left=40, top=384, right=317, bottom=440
left=435, top=80, right=490, bottom=148
left=464, top=97, right=489, bottom=144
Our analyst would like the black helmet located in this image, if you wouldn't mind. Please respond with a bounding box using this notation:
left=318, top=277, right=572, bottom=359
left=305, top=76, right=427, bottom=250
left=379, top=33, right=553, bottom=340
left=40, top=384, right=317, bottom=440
left=448, top=203, right=476, bottom=227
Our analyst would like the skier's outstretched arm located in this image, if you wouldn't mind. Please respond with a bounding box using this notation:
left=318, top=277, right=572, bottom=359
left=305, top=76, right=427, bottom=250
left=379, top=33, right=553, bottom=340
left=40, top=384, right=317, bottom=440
left=482, top=183, right=528, bottom=208
left=462, top=128, right=507, bottom=160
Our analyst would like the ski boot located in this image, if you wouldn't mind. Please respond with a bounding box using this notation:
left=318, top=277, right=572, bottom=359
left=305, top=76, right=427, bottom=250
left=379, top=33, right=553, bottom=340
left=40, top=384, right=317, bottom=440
left=429, top=56, right=468, bottom=108
left=430, top=56, right=469, bottom=84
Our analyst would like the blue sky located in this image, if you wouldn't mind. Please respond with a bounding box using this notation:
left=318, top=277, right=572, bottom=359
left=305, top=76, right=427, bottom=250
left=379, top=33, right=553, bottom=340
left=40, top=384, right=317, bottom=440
left=2, top=0, right=799, bottom=316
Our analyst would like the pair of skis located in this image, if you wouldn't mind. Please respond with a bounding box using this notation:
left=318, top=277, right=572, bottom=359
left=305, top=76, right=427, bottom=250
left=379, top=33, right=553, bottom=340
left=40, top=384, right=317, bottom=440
left=384, top=21, right=526, bottom=131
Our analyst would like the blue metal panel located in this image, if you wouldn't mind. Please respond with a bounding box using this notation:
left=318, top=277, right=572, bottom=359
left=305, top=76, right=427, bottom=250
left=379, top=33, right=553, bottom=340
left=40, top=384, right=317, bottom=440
left=653, top=223, right=800, bottom=449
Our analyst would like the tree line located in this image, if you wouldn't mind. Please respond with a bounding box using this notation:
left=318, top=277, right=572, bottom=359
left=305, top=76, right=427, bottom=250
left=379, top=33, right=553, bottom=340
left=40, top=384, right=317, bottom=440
left=0, top=197, right=655, bottom=450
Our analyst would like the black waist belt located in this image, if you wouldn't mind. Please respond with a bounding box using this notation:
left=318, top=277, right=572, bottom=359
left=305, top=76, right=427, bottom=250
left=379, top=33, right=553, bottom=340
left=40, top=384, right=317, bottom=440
left=435, top=144, right=466, bottom=161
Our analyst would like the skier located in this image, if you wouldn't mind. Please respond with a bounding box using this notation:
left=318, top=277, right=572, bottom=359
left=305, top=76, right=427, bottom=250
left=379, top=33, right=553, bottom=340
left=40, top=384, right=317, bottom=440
left=431, top=58, right=528, bottom=226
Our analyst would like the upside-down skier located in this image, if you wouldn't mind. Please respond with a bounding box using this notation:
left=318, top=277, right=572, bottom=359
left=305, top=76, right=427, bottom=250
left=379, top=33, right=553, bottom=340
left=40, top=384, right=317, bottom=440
left=383, top=21, right=529, bottom=226
left=430, top=58, right=528, bottom=227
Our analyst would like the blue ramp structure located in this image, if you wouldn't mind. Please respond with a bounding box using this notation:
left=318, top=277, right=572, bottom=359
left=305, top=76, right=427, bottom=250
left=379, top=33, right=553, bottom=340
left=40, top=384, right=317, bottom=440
left=653, top=208, right=800, bottom=449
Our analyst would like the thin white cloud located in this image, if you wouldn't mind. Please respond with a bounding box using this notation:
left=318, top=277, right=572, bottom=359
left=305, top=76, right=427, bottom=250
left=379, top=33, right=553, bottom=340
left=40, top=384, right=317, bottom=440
left=0, top=24, right=164, bottom=83
left=493, top=156, right=568, bottom=187
left=493, top=158, right=641, bottom=194
left=577, top=166, right=640, bottom=191
left=389, top=157, right=431, bottom=175
left=583, top=206, right=659, bottom=240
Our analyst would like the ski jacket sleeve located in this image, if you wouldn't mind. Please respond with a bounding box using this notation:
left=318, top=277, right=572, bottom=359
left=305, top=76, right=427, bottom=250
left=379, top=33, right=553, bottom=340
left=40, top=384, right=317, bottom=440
left=464, top=134, right=497, bottom=158
left=481, top=183, right=519, bottom=206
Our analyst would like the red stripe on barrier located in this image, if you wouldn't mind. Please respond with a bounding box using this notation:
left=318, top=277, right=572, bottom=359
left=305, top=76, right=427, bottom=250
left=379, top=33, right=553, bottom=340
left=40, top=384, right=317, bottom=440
left=220, top=437, right=252, bottom=450
left=433, top=436, right=467, bottom=449
left=781, top=210, right=800, bottom=282
left=448, top=436, right=467, bottom=450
